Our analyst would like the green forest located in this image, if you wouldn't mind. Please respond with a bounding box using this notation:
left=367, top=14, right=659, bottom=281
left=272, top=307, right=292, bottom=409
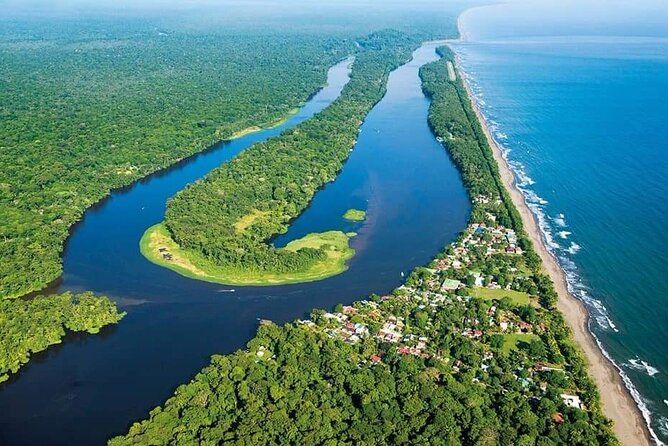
left=0, top=1, right=460, bottom=394
left=108, top=48, right=617, bottom=445
left=0, top=1, right=460, bottom=300
left=0, top=292, right=124, bottom=383
left=0, top=26, right=349, bottom=299
left=158, top=31, right=417, bottom=282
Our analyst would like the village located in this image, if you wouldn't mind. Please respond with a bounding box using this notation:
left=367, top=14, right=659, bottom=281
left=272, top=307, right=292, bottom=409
left=283, top=218, right=584, bottom=416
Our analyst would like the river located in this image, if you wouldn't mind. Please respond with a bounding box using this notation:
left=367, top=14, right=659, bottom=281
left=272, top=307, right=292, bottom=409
left=0, top=42, right=470, bottom=445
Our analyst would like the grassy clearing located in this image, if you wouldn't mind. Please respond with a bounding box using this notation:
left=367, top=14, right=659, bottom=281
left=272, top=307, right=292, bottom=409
left=140, top=223, right=354, bottom=286
left=233, top=210, right=271, bottom=234
left=469, top=287, right=532, bottom=306
left=343, top=208, right=366, bottom=221
left=229, top=108, right=299, bottom=139
left=502, top=333, right=539, bottom=354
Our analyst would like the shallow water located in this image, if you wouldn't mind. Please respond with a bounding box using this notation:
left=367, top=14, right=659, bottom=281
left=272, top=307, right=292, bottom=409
left=454, top=1, right=668, bottom=442
left=0, top=42, right=469, bottom=445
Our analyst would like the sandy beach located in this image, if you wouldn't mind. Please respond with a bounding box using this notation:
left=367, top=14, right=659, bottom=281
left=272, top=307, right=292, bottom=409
left=449, top=32, right=652, bottom=444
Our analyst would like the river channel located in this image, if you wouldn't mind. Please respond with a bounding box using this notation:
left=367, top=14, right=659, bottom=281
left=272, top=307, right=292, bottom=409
left=0, top=42, right=470, bottom=445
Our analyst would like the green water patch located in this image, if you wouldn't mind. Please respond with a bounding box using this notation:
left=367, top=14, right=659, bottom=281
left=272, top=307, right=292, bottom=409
left=343, top=208, right=366, bottom=221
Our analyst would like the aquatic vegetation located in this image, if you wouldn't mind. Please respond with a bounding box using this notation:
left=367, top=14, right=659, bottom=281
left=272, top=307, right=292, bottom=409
left=343, top=208, right=367, bottom=221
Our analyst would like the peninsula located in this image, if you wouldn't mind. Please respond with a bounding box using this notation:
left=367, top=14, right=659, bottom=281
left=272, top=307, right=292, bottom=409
left=141, top=31, right=415, bottom=285
left=451, top=38, right=652, bottom=446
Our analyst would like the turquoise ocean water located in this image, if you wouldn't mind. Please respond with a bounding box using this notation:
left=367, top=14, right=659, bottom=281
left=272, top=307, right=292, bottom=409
left=454, top=0, right=668, bottom=442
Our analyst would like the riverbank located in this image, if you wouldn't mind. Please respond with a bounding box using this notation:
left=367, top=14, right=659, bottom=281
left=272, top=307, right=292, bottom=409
left=450, top=41, right=652, bottom=445
left=229, top=107, right=301, bottom=140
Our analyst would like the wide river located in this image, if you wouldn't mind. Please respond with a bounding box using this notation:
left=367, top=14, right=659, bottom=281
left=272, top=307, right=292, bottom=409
left=0, top=42, right=469, bottom=445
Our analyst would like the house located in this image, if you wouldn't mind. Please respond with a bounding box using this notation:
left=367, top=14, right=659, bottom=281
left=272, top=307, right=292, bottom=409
left=517, top=321, right=532, bottom=333
left=551, top=412, right=565, bottom=424
left=342, top=305, right=357, bottom=315
left=370, top=354, right=382, bottom=364
left=560, top=394, right=582, bottom=409
left=441, top=278, right=462, bottom=291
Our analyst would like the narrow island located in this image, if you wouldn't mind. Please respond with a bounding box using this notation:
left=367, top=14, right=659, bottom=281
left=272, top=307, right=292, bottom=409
left=343, top=208, right=366, bottom=221
left=140, top=32, right=415, bottom=286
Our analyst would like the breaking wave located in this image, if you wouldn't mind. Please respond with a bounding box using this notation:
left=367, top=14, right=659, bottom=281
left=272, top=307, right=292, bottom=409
left=627, top=358, right=660, bottom=377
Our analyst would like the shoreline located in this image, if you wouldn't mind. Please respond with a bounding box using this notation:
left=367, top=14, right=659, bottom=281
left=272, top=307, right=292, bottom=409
left=448, top=32, right=652, bottom=444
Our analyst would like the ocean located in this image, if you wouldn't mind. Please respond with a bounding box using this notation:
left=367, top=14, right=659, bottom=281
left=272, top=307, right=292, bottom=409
left=453, top=0, right=668, bottom=442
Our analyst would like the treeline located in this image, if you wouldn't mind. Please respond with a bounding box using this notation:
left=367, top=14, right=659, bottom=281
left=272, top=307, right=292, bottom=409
left=109, top=320, right=612, bottom=446
left=420, top=47, right=545, bottom=279
left=0, top=26, right=350, bottom=298
left=163, top=30, right=417, bottom=275
left=0, top=292, right=124, bottom=383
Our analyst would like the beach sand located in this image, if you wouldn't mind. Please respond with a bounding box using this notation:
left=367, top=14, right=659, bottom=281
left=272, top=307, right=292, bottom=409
left=451, top=42, right=652, bottom=444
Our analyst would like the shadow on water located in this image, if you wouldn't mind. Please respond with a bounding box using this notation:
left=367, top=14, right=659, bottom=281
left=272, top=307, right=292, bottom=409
left=0, top=43, right=469, bottom=445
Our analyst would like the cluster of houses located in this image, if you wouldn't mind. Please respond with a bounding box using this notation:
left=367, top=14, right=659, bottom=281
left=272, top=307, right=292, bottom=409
left=283, top=215, right=588, bottom=418
left=435, top=222, right=523, bottom=272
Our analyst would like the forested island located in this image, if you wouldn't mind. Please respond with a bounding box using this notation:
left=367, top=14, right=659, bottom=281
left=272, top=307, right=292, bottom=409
left=108, top=47, right=617, bottom=445
left=142, top=31, right=417, bottom=285
left=0, top=292, right=124, bottom=383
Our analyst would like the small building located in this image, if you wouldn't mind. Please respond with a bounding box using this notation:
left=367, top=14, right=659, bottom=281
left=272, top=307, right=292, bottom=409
left=560, top=394, right=582, bottom=409
left=441, top=279, right=462, bottom=292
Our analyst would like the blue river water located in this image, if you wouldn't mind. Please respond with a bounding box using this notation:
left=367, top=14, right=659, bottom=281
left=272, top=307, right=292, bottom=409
left=0, top=43, right=469, bottom=445
left=454, top=1, right=668, bottom=442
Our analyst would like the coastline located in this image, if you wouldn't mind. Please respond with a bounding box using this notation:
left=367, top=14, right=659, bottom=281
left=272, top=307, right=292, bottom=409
left=449, top=36, right=652, bottom=444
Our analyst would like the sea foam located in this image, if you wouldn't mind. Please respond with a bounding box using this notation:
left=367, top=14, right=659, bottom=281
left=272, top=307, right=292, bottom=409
left=627, top=358, right=660, bottom=377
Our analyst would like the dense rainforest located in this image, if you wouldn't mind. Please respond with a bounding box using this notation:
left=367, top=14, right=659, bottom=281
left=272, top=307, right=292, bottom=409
left=0, top=292, right=124, bottom=383
left=0, top=29, right=349, bottom=298
left=161, top=30, right=417, bottom=279
left=0, top=0, right=460, bottom=300
left=0, top=0, right=461, bottom=394
left=108, top=48, right=617, bottom=445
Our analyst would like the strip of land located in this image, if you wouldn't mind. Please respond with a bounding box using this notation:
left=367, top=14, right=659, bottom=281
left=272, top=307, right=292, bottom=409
left=452, top=44, right=652, bottom=446
left=145, top=31, right=416, bottom=286
left=141, top=223, right=354, bottom=286
left=111, top=43, right=622, bottom=445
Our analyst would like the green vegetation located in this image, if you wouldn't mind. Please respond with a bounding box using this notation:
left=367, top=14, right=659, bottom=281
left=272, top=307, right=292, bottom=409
left=0, top=25, right=351, bottom=299
left=141, top=223, right=354, bottom=285
left=109, top=44, right=617, bottom=445
left=0, top=1, right=462, bottom=388
left=0, top=292, right=124, bottom=383
left=502, top=333, right=541, bottom=354
left=469, top=287, right=532, bottom=306
left=149, top=31, right=416, bottom=284
left=343, top=208, right=367, bottom=221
